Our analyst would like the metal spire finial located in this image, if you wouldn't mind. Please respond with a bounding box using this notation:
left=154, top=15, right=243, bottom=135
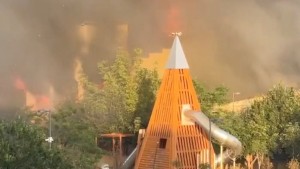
left=166, top=32, right=189, bottom=69
left=171, top=32, right=182, bottom=37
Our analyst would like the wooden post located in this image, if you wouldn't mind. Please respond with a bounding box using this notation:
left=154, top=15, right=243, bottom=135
left=113, top=138, right=117, bottom=168
left=233, top=158, right=236, bottom=169
left=220, top=145, right=223, bottom=169
left=120, top=135, right=122, bottom=168
left=120, top=136, right=123, bottom=156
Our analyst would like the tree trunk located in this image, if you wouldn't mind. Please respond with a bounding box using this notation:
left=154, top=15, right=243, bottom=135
left=245, top=154, right=253, bottom=169
left=245, top=154, right=258, bottom=169
left=257, top=153, right=264, bottom=169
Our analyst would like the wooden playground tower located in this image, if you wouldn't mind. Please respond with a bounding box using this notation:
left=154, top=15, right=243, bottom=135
left=134, top=33, right=214, bottom=169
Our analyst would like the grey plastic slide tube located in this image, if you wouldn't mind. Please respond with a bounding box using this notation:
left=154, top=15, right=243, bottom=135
left=120, top=147, right=137, bottom=169
left=185, top=110, right=242, bottom=164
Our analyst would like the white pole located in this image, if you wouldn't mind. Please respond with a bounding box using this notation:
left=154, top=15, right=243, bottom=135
left=44, top=110, right=53, bottom=150
left=49, top=110, right=52, bottom=149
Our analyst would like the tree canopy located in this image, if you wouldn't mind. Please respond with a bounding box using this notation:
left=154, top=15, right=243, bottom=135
left=193, top=80, right=229, bottom=113
left=0, top=118, right=72, bottom=169
left=243, top=84, right=300, bottom=158
left=212, top=84, right=300, bottom=169
left=52, top=102, right=103, bottom=169
left=80, top=48, right=160, bottom=133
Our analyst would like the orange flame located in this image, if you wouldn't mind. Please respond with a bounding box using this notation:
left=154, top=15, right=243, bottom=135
left=25, top=90, right=37, bottom=110
left=14, top=76, right=53, bottom=111
left=14, top=76, right=27, bottom=91
left=164, top=4, right=183, bottom=34
left=35, top=95, right=51, bottom=110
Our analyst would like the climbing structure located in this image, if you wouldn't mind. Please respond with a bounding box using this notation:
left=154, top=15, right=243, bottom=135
left=134, top=35, right=214, bottom=169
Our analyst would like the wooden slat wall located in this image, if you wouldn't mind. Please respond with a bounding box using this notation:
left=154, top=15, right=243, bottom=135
left=135, top=69, right=214, bottom=169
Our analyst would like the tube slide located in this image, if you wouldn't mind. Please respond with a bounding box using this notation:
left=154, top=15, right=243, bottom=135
left=120, top=147, right=137, bottom=169
left=120, top=129, right=145, bottom=169
left=185, top=110, right=242, bottom=164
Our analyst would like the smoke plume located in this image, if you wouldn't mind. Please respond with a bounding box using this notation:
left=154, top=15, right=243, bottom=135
left=0, top=0, right=300, bottom=112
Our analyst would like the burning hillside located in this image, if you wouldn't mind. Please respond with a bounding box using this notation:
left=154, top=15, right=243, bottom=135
left=14, top=76, right=54, bottom=111
left=1, top=0, right=300, bottom=112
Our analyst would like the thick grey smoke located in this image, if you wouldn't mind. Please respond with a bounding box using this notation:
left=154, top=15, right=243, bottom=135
left=0, top=0, right=300, bottom=111
left=180, top=0, right=300, bottom=96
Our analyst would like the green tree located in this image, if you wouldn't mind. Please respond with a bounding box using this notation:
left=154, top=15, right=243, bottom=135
left=282, top=122, right=300, bottom=158
left=97, top=49, right=139, bottom=132
left=242, top=101, right=270, bottom=169
left=134, top=68, right=160, bottom=128
left=81, top=48, right=159, bottom=133
left=0, top=118, right=72, bottom=169
left=52, top=101, right=102, bottom=169
left=262, top=84, right=300, bottom=156
left=227, top=84, right=300, bottom=169
left=65, top=49, right=160, bottom=169
left=193, top=80, right=229, bottom=113
left=209, top=84, right=300, bottom=169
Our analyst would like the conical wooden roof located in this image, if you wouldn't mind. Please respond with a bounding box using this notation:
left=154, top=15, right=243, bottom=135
left=135, top=35, right=214, bottom=169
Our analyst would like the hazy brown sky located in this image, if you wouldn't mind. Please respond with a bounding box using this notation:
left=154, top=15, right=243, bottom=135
left=1, top=0, right=300, bottom=110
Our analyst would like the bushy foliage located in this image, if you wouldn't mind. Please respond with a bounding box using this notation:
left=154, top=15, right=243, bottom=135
left=52, top=102, right=103, bottom=169
left=0, top=118, right=72, bottom=169
left=80, top=48, right=160, bottom=133
left=134, top=67, right=160, bottom=128
left=213, top=84, right=300, bottom=169
left=245, top=84, right=300, bottom=157
left=193, top=80, right=229, bottom=113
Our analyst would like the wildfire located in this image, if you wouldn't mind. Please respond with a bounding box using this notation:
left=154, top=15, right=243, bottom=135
left=14, top=76, right=53, bottom=111
left=14, top=76, right=27, bottom=91
left=141, top=3, right=183, bottom=74
left=24, top=91, right=36, bottom=110
left=164, top=4, right=183, bottom=34
left=143, top=3, right=184, bottom=77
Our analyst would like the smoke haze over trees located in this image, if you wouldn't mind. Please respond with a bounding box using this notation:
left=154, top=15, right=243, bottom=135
left=1, top=0, right=300, bottom=110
